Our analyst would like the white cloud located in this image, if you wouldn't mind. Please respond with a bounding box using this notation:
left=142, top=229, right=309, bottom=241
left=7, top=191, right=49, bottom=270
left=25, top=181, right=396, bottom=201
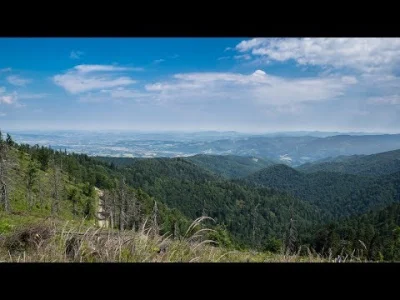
left=235, top=38, right=400, bottom=73
left=341, top=76, right=358, bottom=84
left=153, top=59, right=165, bottom=64
left=236, top=38, right=266, bottom=52
left=0, top=112, right=5, bottom=117
left=70, top=50, right=84, bottom=59
left=80, top=87, right=153, bottom=103
left=53, top=64, right=137, bottom=94
left=144, top=70, right=356, bottom=106
left=7, top=75, right=32, bottom=86
left=234, top=54, right=251, bottom=60
left=368, top=95, right=400, bottom=105
left=217, top=56, right=230, bottom=60
left=106, top=87, right=151, bottom=99
left=73, top=64, right=137, bottom=73
left=0, top=92, right=17, bottom=105
left=0, top=87, right=17, bottom=105
left=0, top=68, right=11, bottom=73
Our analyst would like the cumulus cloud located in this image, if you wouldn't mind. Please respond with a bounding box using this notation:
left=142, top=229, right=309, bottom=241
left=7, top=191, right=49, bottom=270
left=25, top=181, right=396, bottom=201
left=53, top=64, right=137, bottom=94
left=235, top=38, right=400, bottom=73
left=144, top=70, right=357, bottom=106
left=70, top=50, right=84, bottom=59
left=0, top=68, right=11, bottom=73
left=7, top=75, right=32, bottom=86
left=0, top=112, right=6, bottom=117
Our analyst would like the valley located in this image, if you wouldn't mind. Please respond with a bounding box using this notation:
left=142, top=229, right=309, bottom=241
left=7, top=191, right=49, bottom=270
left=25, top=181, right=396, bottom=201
left=2, top=131, right=400, bottom=262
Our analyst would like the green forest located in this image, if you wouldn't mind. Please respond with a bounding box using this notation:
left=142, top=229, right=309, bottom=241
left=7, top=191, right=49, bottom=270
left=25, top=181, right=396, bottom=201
left=1, top=131, right=400, bottom=261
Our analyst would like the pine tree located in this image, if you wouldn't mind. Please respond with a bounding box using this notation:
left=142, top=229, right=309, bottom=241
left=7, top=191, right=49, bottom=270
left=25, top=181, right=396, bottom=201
left=6, top=134, right=13, bottom=147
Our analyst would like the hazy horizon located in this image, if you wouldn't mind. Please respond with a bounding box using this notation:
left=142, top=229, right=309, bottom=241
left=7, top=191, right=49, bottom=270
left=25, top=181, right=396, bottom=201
left=3, top=128, right=398, bottom=135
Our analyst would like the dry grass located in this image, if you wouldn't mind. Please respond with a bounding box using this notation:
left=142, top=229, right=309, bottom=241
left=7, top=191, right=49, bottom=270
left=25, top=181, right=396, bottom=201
left=0, top=218, right=364, bottom=263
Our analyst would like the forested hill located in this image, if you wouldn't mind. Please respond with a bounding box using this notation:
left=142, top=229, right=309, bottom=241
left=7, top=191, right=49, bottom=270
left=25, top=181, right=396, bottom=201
left=96, top=154, right=276, bottom=179
left=242, top=164, right=400, bottom=219
left=1, top=133, right=323, bottom=249
left=185, top=154, right=276, bottom=179
left=0, top=132, right=191, bottom=237
left=297, top=149, right=400, bottom=176
left=103, top=157, right=325, bottom=248
left=309, top=203, right=400, bottom=261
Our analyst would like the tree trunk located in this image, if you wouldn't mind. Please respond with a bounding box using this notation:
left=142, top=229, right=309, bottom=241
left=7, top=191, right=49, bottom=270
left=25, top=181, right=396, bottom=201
left=119, top=203, right=124, bottom=231
left=1, top=181, right=9, bottom=213
left=73, top=199, right=77, bottom=216
left=51, top=165, right=61, bottom=215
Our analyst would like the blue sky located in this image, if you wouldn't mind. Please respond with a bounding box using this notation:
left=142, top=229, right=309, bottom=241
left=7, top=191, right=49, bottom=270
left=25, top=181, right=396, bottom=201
left=1, top=37, right=400, bottom=133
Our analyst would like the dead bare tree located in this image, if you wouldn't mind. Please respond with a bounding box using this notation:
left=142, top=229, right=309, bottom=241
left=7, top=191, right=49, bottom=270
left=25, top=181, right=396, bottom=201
left=152, top=200, right=159, bottom=236
left=117, top=178, right=127, bottom=231
left=202, top=199, right=207, bottom=216
left=26, top=160, right=38, bottom=210
left=0, top=131, right=10, bottom=213
left=50, top=157, right=62, bottom=215
left=110, top=190, right=116, bottom=229
left=285, top=204, right=298, bottom=255
left=252, top=203, right=260, bottom=245
left=37, top=175, right=45, bottom=208
left=125, top=190, right=139, bottom=232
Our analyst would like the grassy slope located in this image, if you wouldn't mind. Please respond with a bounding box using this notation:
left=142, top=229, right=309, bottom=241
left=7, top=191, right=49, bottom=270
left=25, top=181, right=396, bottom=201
left=0, top=219, right=330, bottom=262
left=1, top=148, right=96, bottom=234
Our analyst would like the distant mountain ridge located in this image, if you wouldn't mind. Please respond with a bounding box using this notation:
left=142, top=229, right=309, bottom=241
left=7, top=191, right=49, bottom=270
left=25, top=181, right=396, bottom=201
left=297, top=149, right=400, bottom=176
left=8, top=130, right=400, bottom=166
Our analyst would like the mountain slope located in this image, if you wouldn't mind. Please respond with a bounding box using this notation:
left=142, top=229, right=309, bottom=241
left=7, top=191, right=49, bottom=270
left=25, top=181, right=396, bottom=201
left=309, top=202, right=400, bottom=261
left=0, top=140, right=190, bottom=237
left=242, top=164, right=400, bottom=218
left=297, top=149, right=400, bottom=176
left=185, top=154, right=276, bottom=179
left=113, top=158, right=324, bottom=247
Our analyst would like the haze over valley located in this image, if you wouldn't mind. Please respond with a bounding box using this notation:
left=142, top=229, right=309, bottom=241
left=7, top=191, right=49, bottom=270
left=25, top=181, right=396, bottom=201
left=7, top=130, right=400, bottom=167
